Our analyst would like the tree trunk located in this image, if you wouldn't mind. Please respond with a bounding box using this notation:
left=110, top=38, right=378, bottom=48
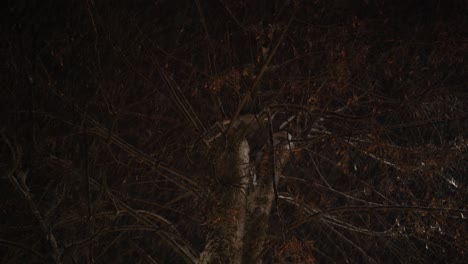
left=198, top=138, right=250, bottom=264
left=198, top=120, right=293, bottom=263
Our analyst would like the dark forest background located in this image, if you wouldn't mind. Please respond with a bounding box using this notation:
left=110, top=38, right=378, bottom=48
left=1, top=0, right=467, bottom=263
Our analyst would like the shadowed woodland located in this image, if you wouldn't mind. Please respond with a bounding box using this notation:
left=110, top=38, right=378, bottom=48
left=1, top=0, right=468, bottom=263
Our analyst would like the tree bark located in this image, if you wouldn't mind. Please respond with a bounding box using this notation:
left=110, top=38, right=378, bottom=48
left=198, top=117, right=293, bottom=264
left=198, top=138, right=250, bottom=264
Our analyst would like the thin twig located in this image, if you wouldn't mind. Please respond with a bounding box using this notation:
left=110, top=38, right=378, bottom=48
left=225, top=14, right=295, bottom=136
left=0, top=238, right=45, bottom=259
left=48, top=88, right=200, bottom=193
left=1, top=133, right=63, bottom=264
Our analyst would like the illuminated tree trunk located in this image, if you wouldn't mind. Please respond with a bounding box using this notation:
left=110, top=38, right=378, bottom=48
left=198, top=118, right=292, bottom=264
left=198, top=138, right=250, bottom=264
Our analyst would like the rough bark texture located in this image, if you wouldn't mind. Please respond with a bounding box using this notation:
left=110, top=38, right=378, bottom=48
left=198, top=116, right=293, bottom=263
left=243, top=132, right=292, bottom=263
left=198, top=138, right=250, bottom=264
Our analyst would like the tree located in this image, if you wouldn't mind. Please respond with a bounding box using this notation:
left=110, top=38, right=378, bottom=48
left=1, top=0, right=467, bottom=263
